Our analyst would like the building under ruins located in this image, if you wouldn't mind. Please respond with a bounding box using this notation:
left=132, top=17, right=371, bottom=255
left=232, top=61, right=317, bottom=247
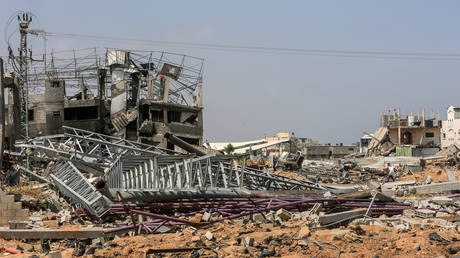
left=3, top=48, right=204, bottom=151
left=367, top=109, right=442, bottom=156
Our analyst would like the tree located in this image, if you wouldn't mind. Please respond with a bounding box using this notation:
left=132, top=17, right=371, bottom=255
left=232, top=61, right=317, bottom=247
left=223, top=143, right=235, bottom=155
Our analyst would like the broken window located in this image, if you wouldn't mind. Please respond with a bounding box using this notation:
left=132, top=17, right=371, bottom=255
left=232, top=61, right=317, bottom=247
left=28, top=109, right=34, bottom=121
left=167, top=111, right=181, bottom=123
left=52, top=80, right=60, bottom=88
left=183, top=114, right=198, bottom=125
left=64, top=106, right=98, bottom=120
left=140, top=105, right=149, bottom=121
left=425, top=132, right=435, bottom=138
left=151, top=110, right=164, bottom=122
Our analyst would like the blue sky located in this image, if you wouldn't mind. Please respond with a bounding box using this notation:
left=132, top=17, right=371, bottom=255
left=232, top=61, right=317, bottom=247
left=2, top=1, right=460, bottom=144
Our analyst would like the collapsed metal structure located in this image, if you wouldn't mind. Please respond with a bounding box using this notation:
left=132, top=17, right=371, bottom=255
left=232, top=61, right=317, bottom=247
left=101, top=197, right=409, bottom=234
left=14, top=126, right=342, bottom=217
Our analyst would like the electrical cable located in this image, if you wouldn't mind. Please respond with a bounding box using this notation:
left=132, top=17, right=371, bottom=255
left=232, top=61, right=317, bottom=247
left=45, top=31, right=460, bottom=61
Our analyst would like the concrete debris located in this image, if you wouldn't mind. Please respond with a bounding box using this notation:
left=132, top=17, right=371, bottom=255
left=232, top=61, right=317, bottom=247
left=205, top=231, right=214, bottom=241
left=447, top=171, right=456, bottom=182
left=1, top=46, right=460, bottom=256
left=319, top=208, right=368, bottom=225
left=241, top=237, right=254, bottom=247
left=275, top=208, right=292, bottom=221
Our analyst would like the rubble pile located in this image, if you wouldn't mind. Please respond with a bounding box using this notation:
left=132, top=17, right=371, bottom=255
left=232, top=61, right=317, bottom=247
left=0, top=129, right=459, bottom=256
left=301, top=160, right=386, bottom=184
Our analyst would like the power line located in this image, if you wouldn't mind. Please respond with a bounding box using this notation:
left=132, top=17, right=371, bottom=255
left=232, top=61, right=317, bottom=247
left=45, top=31, right=460, bottom=60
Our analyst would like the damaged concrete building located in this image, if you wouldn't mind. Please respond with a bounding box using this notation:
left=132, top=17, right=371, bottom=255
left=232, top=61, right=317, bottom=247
left=4, top=49, right=204, bottom=151
left=367, top=109, right=442, bottom=156
left=305, top=144, right=359, bottom=160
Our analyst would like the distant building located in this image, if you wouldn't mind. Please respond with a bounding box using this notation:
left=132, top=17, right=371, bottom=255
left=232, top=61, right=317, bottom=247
left=305, top=144, right=359, bottom=160
left=367, top=109, right=442, bottom=156
left=208, top=132, right=318, bottom=157
left=441, top=106, right=460, bottom=148
left=295, top=137, right=319, bottom=154
left=360, top=134, right=373, bottom=153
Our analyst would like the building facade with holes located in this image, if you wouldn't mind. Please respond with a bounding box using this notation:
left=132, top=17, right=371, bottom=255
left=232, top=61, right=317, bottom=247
left=441, top=106, right=460, bottom=149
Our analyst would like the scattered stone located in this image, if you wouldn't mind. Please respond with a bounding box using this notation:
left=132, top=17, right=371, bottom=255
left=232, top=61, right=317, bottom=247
left=297, top=239, right=308, bottom=246
left=73, top=247, right=86, bottom=257
left=41, top=239, right=50, bottom=253
left=257, top=248, right=276, bottom=257
left=47, top=251, right=62, bottom=258
left=242, top=237, right=254, bottom=247
left=447, top=171, right=456, bottom=182
left=252, top=213, right=265, bottom=222
left=426, top=176, right=432, bottom=184
left=448, top=246, right=460, bottom=255
left=205, top=231, right=214, bottom=241
left=323, top=191, right=332, bottom=198
left=428, top=232, right=442, bottom=242
left=85, top=247, right=96, bottom=255
left=201, top=212, right=211, bottom=222
left=275, top=208, right=291, bottom=221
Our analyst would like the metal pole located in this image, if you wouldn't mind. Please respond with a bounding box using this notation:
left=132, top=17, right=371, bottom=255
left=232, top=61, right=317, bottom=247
left=0, top=58, right=4, bottom=170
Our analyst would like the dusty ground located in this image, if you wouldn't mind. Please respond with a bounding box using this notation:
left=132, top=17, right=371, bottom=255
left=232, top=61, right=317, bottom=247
left=1, top=218, right=459, bottom=257
left=2, top=166, right=460, bottom=257
left=92, top=220, right=460, bottom=257
left=400, top=166, right=460, bottom=183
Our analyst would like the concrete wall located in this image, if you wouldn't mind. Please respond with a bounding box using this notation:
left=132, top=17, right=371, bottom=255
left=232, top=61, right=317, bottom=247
left=388, top=127, right=440, bottom=147
left=138, top=100, right=203, bottom=149
left=306, top=145, right=359, bottom=159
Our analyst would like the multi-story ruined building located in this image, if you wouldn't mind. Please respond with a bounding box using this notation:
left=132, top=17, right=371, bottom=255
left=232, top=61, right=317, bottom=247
left=367, top=109, right=442, bottom=156
left=4, top=49, right=204, bottom=151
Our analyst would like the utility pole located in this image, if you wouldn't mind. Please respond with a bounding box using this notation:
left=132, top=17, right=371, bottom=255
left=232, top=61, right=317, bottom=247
left=17, top=12, right=32, bottom=139
left=0, top=58, right=4, bottom=170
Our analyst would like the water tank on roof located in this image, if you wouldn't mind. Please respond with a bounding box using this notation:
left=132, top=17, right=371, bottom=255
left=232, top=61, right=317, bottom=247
left=408, top=115, right=415, bottom=126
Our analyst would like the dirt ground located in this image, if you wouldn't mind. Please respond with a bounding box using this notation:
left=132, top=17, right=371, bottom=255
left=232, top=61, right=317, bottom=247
left=2, top=166, right=460, bottom=257
left=400, top=166, right=460, bottom=183
left=93, top=220, right=460, bottom=257
left=1, top=218, right=458, bottom=257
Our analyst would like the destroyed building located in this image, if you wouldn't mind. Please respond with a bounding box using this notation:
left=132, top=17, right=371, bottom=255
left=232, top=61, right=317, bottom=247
left=367, top=109, right=442, bottom=156
left=305, top=144, right=359, bottom=160
left=3, top=49, right=204, bottom=151
left=441, top=106, right=460, bottom=148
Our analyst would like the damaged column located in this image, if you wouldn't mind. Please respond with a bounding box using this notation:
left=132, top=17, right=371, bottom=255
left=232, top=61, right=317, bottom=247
left=108, top=50, right=129, bottom=137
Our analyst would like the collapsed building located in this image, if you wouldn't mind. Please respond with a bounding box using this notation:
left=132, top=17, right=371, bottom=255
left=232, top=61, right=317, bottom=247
left=367, top=109, right=442, bottom=156
left=3, top=49, right=204, bottom=151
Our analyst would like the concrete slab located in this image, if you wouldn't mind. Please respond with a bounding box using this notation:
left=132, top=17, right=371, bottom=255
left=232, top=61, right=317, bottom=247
left=319, top=208, right=367, bottom=225
left=409, top=181, right=460, bottom=195
left=0, top=228, right=106, bottom=239
left=382, top=180, right=417, bottom=189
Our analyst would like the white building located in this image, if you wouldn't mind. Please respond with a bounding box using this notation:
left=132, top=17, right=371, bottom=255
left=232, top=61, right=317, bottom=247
left=441, top=106, right=460, bottom=148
